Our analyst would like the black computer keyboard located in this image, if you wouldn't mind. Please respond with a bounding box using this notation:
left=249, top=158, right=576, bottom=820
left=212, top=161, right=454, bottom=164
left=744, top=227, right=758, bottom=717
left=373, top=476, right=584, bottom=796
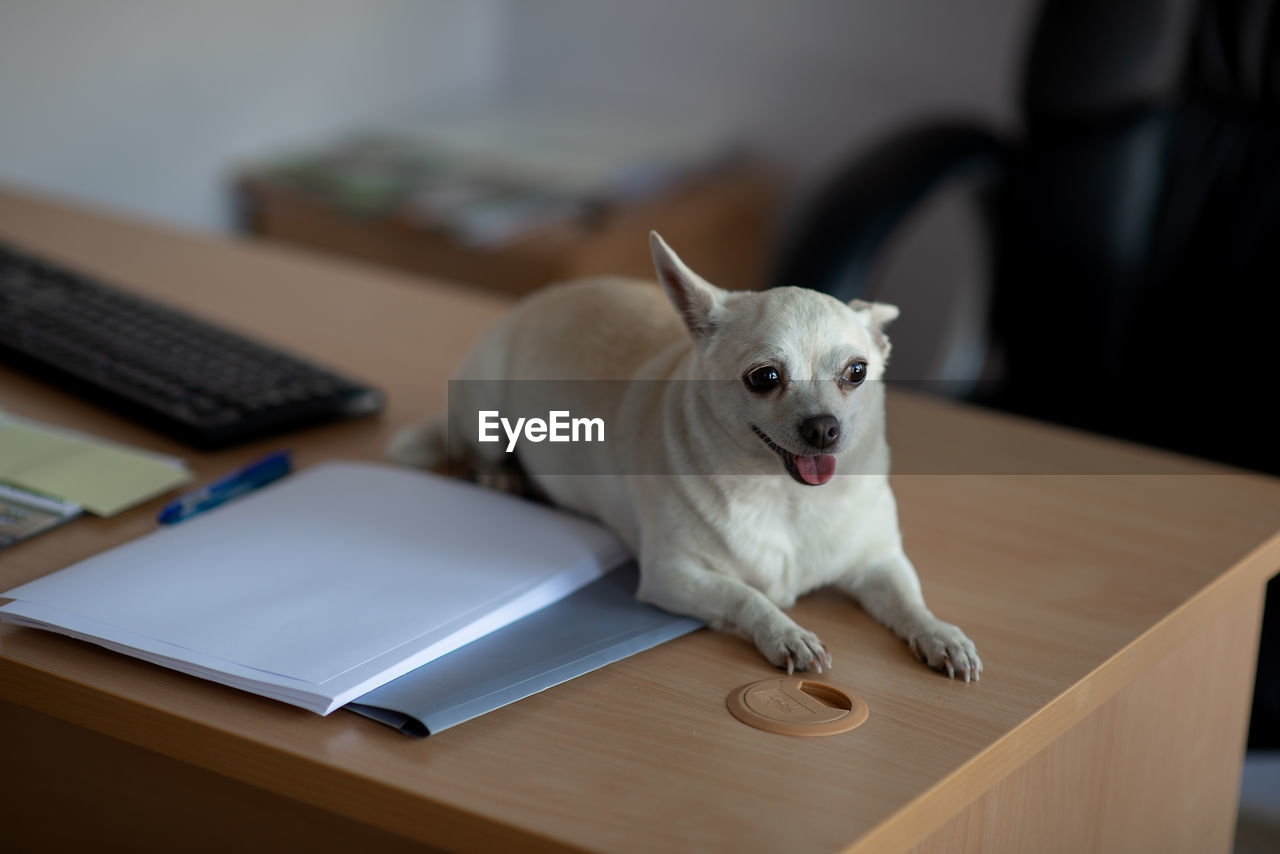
left=0, top=241, right=385, bottom=448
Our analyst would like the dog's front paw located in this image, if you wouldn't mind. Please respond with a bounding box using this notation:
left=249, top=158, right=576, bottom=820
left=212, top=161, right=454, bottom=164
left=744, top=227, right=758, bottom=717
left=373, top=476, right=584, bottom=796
left=908, top=621, right=982, bottom=682
left=756, top=622, right=832, bottom=675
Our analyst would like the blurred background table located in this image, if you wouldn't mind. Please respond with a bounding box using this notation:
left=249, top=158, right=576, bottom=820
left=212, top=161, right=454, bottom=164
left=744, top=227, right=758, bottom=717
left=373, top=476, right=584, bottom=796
left=233, top=118, right=776, bottom=297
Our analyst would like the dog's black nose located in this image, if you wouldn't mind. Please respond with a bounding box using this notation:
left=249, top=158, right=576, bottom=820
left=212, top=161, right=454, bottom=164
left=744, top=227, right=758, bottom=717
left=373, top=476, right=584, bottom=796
left=799, top=414, right=840, bottom=450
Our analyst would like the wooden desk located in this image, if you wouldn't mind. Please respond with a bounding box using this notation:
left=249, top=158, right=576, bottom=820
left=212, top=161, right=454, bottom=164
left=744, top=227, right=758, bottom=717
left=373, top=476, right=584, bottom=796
left=1, top=186, right=1278, bottom=854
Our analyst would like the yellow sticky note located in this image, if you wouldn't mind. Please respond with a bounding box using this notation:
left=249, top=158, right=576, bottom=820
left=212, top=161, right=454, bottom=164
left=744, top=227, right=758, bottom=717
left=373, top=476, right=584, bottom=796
left=0, top=418, right=191, bottom=517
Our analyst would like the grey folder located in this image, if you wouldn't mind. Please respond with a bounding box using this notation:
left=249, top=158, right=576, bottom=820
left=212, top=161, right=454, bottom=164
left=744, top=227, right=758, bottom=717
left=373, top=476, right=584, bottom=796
left=346, top=562, right=703, bottom=737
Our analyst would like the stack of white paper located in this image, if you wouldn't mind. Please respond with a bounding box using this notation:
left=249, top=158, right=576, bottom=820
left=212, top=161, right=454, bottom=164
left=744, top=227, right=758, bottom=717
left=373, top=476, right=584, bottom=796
left=0, top=462, right=629, bottom=715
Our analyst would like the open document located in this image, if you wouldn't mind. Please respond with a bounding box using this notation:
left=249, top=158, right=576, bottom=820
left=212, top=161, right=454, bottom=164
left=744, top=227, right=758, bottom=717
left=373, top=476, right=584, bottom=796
left=0, top=462, right=628, bottom=715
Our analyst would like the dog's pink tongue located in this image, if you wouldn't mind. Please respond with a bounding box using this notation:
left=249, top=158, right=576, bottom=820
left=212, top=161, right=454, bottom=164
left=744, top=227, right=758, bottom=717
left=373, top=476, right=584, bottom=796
left=795, top=454, right=837, bottom=485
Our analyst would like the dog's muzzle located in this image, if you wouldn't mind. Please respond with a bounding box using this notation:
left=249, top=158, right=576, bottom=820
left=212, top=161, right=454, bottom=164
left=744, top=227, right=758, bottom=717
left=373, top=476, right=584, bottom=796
left=752, top=426, right=837, bottom=486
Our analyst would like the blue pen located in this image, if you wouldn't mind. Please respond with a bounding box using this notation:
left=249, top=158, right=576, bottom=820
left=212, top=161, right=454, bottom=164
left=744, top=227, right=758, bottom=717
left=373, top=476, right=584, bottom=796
left=158, top=450, right=293, bottom=524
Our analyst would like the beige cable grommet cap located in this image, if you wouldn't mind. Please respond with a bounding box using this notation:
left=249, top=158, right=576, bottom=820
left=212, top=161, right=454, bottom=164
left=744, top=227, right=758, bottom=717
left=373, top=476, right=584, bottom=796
left=726, top=677, right=869, bottom=736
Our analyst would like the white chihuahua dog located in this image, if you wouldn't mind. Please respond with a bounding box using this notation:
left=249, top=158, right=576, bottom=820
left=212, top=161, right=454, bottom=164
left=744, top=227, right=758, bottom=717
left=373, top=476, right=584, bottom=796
left=390, top=233, right=981, bottom=680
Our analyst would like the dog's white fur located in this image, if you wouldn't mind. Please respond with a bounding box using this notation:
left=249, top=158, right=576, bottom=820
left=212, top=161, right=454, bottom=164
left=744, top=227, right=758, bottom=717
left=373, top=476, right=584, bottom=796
left=389, top=233, right=981, bottom=680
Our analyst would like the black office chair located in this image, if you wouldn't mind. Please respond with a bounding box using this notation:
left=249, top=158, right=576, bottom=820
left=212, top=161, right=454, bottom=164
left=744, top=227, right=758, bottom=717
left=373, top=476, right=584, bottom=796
left=775, top=0, right=1280, bottom=746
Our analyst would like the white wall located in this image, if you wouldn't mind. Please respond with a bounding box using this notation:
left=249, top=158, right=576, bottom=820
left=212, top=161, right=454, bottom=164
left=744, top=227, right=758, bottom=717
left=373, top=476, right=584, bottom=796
left=501, top=0, right=1035, bottom=202
left=0, top=0, right=505, bottom=231
left=0, top=1, right=1035, bottom=234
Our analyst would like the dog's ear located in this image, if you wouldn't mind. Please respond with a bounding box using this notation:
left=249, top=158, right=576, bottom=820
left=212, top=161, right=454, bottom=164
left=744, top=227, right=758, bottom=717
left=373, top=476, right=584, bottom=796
left=650, top=231, right=723, bottom=337
left=849, top=299, right=900, bottom=360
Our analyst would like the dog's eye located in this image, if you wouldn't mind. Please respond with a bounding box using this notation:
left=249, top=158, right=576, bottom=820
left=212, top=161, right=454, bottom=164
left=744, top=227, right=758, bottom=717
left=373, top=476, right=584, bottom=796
left=841, top=361, right=868, bottom=385
left=744, top=365, right=781, bottom=394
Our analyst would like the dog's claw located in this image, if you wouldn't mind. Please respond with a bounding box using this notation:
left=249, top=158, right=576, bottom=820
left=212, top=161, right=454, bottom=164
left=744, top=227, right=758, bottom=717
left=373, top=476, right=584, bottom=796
left=910, top=621, right=981, bottom=683
left=763, top=622, right=828, bottom=675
